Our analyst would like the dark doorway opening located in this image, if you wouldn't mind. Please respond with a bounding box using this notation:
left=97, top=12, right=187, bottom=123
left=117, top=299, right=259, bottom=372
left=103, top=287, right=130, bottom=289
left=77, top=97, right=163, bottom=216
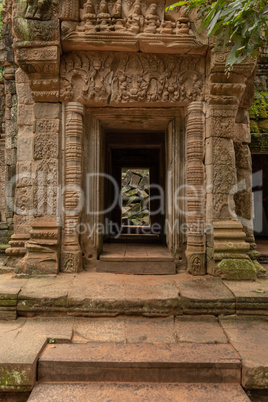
left=252, top=154, right=268, bottom=239
left=104, top=132, right=165, bottom=243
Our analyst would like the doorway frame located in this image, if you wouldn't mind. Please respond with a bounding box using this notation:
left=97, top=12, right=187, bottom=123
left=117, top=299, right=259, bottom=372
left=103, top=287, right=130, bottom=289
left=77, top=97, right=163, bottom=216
left=62, top=105, right=204, bottom=271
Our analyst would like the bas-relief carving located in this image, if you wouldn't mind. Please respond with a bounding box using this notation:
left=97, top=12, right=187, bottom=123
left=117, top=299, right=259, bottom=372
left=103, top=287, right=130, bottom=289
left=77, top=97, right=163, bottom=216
left=70, top=0, right=192, bottom=36
left=60, top=0, right=204, bottom=53
left=60, top=52, right=204, bottom=106
left=188, top=253, right=205, bottom=275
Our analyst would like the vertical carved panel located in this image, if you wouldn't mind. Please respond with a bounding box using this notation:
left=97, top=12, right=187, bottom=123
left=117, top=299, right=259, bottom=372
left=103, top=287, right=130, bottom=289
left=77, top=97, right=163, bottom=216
left=60, top=0, right=80, bottom=21
left=166, top=115, right=187, bottom=269
left=62, top=101, right=85, bottom=273
left=186, top=101, right=206, bottom=275
left=81, top=113, right=104, bottom=271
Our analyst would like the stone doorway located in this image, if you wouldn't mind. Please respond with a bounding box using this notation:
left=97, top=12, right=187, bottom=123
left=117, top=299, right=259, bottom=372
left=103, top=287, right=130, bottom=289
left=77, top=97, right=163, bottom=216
left=252, top=153, right=268, bottom=266
left=80, top=108, right=187, bottom=273
left=252, top=154, right=268, bottom=238
left=96, top=130, right=177, bottom=274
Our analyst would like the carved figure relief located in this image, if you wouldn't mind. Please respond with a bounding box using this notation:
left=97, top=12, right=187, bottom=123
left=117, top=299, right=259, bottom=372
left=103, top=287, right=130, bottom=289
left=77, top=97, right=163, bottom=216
left=60, top=51, right=204, bottom=105
left=144, top=3, right=160, bottom=34
left=126, top=0, right=143, bottom=33
left=112, top=0, right=127, bottom=31
left=77, top=0, right=97, bottom=32
left=97, top=0, right=112, bottom=31
left=69, top=0, right=195, bottom=38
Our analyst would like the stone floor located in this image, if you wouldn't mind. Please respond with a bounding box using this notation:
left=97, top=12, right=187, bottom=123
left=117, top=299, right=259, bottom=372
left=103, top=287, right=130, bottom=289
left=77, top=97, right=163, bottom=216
left=0, top=261, right=268, bottom=400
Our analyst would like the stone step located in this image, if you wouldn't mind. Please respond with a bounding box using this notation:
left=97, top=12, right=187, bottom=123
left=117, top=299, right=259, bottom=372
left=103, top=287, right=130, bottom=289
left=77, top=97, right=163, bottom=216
left=38, top=343, right=241, bottom=384
left=28, top=382, right=250, bottom=401
left=98, top=243, right=176, bottom=274
left=96, top=260, right=176, bottom=274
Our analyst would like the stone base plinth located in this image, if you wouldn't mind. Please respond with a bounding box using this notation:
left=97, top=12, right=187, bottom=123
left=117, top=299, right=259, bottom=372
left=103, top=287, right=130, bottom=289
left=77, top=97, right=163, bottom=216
left=61, top=249, right=83, bottom=273
left=215, top=259, right=257, bottom=281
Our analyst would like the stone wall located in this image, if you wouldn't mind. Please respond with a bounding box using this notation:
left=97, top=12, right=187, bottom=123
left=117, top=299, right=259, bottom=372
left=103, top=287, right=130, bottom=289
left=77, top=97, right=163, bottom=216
left=0, top=20, right=17, bottom=253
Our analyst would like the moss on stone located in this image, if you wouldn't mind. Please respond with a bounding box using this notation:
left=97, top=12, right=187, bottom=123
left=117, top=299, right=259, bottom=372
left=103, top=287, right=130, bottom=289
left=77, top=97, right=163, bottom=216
left=253, top=261, right=267, bottom=279
left=13, top=18, right=32, bottom=42
left=250, top=120, right=259, bottom=133
left=0, top=368, right=29, bottom=388
left=259, top=119, right=268, bottom=132
left=250, top=91, right=268, bottom=152
left=217, top=259, right=257, bottom=280
left=250, top=133, right=268, bottom=153
left=249, top=91, right=268, bottom=121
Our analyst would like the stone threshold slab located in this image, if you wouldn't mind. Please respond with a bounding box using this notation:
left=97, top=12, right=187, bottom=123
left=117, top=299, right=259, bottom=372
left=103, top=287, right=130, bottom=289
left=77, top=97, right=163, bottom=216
left=38, top=343, right=241, bottom=384
left=28, top=383, right=250, bottom=402
left=1, top=272, right=268, bottom=318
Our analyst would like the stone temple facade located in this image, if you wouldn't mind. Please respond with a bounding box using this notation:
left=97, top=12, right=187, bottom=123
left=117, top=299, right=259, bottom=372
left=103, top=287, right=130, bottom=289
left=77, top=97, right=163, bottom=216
left=0, top=0, right=266, bottom=280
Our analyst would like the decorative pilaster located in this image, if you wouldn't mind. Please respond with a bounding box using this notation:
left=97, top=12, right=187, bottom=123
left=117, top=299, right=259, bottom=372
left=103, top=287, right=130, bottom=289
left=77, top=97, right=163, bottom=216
left=185, top=101, right=206, bottom=275
left=205, top=51, right=259, bottom=279
left=62, top=102, right=85, bottom=273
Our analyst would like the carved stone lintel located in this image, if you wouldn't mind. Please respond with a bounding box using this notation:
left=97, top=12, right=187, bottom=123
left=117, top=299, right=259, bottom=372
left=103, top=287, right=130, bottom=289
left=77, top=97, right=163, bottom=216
left=62, top=102, right=85, bottom=273
left=60, top=52, right=204, bottom=106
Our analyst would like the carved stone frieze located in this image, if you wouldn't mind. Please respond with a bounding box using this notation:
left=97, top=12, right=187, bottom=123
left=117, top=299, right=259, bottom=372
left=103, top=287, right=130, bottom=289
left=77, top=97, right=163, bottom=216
left=70, top=0, right=193, bottom=36
left=60, top=51, right=204, bottom=106
left=61, top=0, right=206, bottom=53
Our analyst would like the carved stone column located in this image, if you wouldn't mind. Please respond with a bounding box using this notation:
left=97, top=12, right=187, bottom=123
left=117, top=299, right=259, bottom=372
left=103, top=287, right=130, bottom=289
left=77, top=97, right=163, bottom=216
left=62, top=102, right=85, bottom=273
left=185, top=101, right=206, bottom=275
left=205, top=53, right=259, bottom=279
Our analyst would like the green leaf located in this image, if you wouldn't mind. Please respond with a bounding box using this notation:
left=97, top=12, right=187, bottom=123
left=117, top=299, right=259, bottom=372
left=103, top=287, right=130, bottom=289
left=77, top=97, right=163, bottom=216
left=166, top=1, right=188, bottom=11
left=254, top=289, right=265, bottom=293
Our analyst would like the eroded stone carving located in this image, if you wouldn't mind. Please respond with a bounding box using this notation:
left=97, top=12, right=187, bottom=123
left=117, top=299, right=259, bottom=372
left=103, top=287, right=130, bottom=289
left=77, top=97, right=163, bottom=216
left=25, top=0, right=53, bottom=21
left=60, top=52, right=204, bottom=106
left=60, top=0, right=80, bottom=21
left=126, top=0, right=143, bottom=33
left=144, top=3, right=160, bottom=34
left=77, top=0, right=97, bottom=32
